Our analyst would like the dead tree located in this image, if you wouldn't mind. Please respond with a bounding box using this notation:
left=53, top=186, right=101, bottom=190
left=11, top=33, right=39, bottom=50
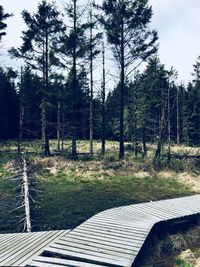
left=21, top=152, right=32, bottom=232
left=11, top=152, right=34, bottom=232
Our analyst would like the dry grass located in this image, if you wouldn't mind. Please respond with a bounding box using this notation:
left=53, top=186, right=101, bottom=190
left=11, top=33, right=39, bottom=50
left=136, top=226, right=200, bottom=267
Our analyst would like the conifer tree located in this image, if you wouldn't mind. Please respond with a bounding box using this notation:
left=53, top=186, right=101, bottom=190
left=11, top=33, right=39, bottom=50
left=98, top=0, right=158, bottom=159
left=56, top=0, right=91, bottom=158
left=10, top=1, right=65, bottom=156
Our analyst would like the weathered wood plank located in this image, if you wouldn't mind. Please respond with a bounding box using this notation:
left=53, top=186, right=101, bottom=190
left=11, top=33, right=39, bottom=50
left=0, top=230, right=70, bottom=267
left=45, top=247, right=132, bottom=267
left=10, top=230, right=70, bottom=267
left=28, top=256, right=108, bottom=267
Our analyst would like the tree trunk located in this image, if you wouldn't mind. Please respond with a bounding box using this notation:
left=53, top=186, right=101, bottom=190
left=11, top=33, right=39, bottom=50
left=71, top=0, right=77, bottom=159
left=167, top=83, right=171, bottom=163
left=61, top=114, right=64, bottom=151
left=57, top=100, right=61, bottom=151
left=89, top=5, right=94, bottom=156
left=154, top=86, right=165, bottom=166
left=142, top=125, right=147, bottom=157
left=22, top=152, right=31, bottom=233
left=177, top=86, right=180, bottom=144
left=119, top=18, right=125, bottom=160
left=18, top=67, right=24, bottom=154
left=101, top=40, right=106, bottom=156
left=45, top=28, right=50, bottom=156
left=41, top=36, right=50, bottom=157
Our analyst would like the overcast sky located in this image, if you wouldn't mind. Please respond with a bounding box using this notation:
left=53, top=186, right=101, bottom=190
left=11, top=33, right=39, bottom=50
left=1, top=0, right=200, bottom=84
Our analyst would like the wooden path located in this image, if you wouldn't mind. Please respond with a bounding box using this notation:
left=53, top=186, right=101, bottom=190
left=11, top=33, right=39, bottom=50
left=28, top=195, right=200, bottom=267
left=0, top=230, right=70, bottom=267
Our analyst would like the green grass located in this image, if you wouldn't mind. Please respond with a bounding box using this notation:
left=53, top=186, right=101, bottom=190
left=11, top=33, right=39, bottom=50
left=0, top=140, right=196, bottom=233
left=30, top=173, right=192, bottom=231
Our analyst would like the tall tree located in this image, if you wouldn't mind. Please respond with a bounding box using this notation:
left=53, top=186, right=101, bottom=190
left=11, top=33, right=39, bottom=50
left=56, top=0, right=90, bottom=158
left=88, top=2, right=102, bottom=156
left=10, top=0, right=65, bottom=156
left=98, top=0, right=158, bottom=159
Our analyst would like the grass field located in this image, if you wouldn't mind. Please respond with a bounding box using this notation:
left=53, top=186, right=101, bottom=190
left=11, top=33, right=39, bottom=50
left=0, top=139, right=198, bottom=233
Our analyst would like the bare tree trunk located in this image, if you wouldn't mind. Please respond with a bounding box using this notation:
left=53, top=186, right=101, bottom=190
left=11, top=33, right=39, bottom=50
left=45, top=29, right=50, bottom=156
left=142, top=125, right=147, bottom=157
left=177, top=86, right=180, bottom=144
left=154, top=88, right=166, bottom=166
left=18, top=67, right=24, bottom=154
left=82, top=110, right=86, bottom=140
left=119, top=18, right=125, bottom=160
left=167, top=83, right=171, bottom=163
left=22, top=152, right=31, bottom=233
left=41, top=38, right=50, bottom=157
left=89, top=4, right=94, bottom=156
left=41, top=98, right=47, bottom=155
left=101, top=40, right=106, bottom=156
left=57, top=101, right=61, bottom=151
left=133, top=84, right=138, bottom=157
left=71, top=0, right=77, bottom=159
left=61, top=114, right=64, bottom=151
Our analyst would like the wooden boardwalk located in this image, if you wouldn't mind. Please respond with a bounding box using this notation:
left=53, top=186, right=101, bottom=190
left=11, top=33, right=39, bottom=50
left=0, top=230, right=70, bottom=267
left=28, top=195, right=200, bottom=267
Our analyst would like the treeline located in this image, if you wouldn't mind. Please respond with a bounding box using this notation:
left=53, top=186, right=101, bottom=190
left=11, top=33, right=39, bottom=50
left=0, top=1, right=200, bottom=160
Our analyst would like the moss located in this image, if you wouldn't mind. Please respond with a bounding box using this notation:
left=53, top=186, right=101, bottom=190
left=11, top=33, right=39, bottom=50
left=175, top=258, right=193, bottom=267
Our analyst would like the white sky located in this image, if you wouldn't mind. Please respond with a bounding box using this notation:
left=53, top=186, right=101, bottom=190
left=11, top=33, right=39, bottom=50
left=1, top=0, right=200, bottom=84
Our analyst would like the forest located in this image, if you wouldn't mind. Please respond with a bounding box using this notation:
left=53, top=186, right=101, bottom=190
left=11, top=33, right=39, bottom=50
left=0, top=1, right=200, bottom=266
left=0, top=1, right=200, bottom=161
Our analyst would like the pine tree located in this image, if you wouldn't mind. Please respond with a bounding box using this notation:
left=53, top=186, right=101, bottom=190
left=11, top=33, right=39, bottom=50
left=9, top=1, right=65, bottom=156
left=98, top=0, right=158, bottom=159
left=55, top=0, right=90, bottom=158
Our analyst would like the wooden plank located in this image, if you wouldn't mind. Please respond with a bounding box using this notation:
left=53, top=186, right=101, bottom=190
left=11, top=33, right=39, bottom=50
left=85, top=220, right=152, bottom=235
left=60, top=235, right=141, bottom=251
left=88, top=219, right=152, bottom=232
left=49, top=243, right=133, bottom=262
left=54, top=238, right=137, bottom=257
left=0, top=230, right=70, bottom=267
left=67, top=230, right=144, bottom=247
left=29, top=256, right=108, bottom=267
left=124, top=206, right=172, bottom=220
left=45, top=247, right=132, bottom=267
left=73, top=228, right=147, bottom=245
left=77, top=224, right=150, bottom=240
left=0, top=231, right=53, bottom=265
left=12, top=230, right=70, bottom=267
left=0, top=231, right=44, bottom=263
